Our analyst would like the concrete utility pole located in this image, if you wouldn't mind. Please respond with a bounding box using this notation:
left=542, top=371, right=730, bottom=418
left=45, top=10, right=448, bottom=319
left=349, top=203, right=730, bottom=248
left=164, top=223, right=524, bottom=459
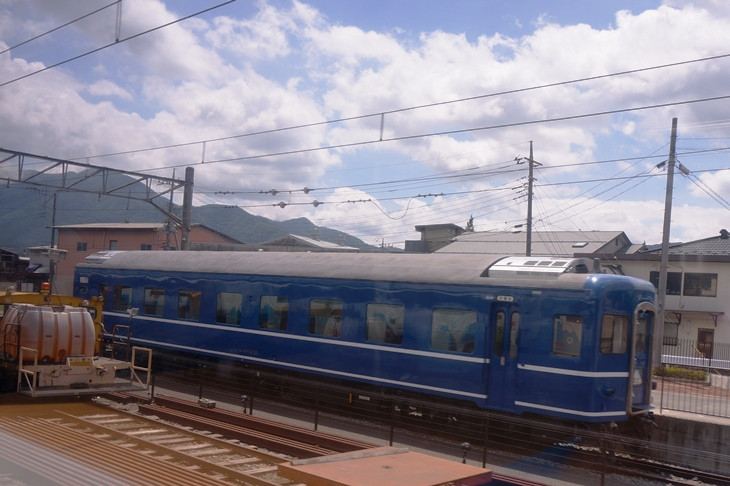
left=654, top=117, right=678, bottom=369
left=526, top=141, right=534, bottom=256
left=181, top=167, right=194, bottom=251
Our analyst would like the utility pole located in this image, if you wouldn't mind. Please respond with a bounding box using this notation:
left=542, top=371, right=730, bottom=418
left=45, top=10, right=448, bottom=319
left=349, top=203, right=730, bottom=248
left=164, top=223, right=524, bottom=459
left=654, top=117, right=678, bottom=369
left=181, top=167, right=194, bottom=251
left=526, top=141, right=534, bottom=256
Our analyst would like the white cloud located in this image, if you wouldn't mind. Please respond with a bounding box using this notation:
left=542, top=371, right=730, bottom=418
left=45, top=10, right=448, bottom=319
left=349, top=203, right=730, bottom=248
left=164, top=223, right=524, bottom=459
left=86, top=79, right=132, bottom=100
left=1, top=1, right=730, bottom=246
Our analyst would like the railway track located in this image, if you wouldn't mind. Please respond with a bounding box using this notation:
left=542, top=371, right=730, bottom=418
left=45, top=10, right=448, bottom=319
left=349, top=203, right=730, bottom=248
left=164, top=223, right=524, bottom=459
left=138, top=394, right=375, bottom=457
left=0, top=407, right=297, bottom=485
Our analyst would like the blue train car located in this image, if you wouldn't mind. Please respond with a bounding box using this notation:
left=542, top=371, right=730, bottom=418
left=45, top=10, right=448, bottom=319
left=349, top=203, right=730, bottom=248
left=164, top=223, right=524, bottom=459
left=73, top=251, right=655, bottom=423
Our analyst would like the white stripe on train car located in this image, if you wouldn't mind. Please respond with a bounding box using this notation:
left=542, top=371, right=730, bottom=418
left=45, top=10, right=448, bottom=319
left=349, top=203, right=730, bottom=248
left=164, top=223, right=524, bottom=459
left=514, top=401, right=626, bottom=418
left=106, top=311, right=488, bottom=364
left=129, top=336, right=490, bottom=401
left=518, top=363, right=628, bottom=378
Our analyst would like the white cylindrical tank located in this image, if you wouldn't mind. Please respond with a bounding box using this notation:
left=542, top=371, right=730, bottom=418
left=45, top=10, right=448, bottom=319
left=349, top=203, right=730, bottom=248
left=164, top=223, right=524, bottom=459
left=0, top=304, right=95, bottom=363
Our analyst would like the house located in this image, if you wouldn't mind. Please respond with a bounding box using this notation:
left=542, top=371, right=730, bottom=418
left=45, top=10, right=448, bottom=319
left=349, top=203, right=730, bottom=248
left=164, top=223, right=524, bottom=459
left=436, top=229, right=639, bottom=257
left=52, top=222, right=243, bottom=294
left=405, top=224, right=467, bottom=253
left=0, top=249, right=29, bottom=291
left=587, top=229, right=730, bottom=351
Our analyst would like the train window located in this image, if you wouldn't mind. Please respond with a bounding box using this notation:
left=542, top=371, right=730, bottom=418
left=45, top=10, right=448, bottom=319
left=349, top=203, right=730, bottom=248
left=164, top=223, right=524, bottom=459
left=259, top=295, right=288, bottom=330
left=431, top=309, right=477, bottom=353
left=309, top=299, right=343, bottom=336
left=600, top=315, right=628, bottom=354
left=216, top=292, right=242, bottom=325
left=99, top=284, right=110, bottom=310
left=112, top=285, right=132, bottom=311
left=366, top=304, right=404, bottom=344
left=177, top=289, right=201, bottom=320
left=143, top=288, right=165, bottom=316
left=553, top=315, right=582, bottom=358
left=493, top=311, right=505, bottom=357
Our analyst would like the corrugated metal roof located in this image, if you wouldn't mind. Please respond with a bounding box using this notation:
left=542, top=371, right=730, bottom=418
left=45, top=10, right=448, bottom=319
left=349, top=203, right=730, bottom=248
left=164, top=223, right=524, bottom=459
left=261, top=234, right=359, bottom=251
left=52, top=223, right=166, bottom=230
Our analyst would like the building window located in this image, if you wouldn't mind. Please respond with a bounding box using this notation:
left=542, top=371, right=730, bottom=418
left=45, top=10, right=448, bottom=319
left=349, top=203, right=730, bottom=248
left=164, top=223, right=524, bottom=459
left=649, top=271, right=682, bottom=295
left=664, top=320, right=679, bottom=346
left=259, top=296, right=288, bottom=330
left=76, top=242, right=87, bottom=251
left=683, top=273, right=717, bottom=297
left=109, top=240, right=118, bottom=250
left=366, top=303, right=404, bottom=344
left=140, top=244, right=152, bottom=251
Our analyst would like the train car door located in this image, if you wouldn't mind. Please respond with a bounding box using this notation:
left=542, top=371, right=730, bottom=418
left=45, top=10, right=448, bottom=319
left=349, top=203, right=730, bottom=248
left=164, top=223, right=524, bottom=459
left=487, top=302, right=520, bottom=411
left=630, top=304, right=653, bottom=410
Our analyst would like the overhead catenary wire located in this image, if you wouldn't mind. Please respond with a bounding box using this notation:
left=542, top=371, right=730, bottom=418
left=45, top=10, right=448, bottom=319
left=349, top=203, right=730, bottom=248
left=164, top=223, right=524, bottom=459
left=0, top=0, right=237, bottom=88
left=70, top=51, right=730, bottom=166
left=0, top=1, right=119, bottom=56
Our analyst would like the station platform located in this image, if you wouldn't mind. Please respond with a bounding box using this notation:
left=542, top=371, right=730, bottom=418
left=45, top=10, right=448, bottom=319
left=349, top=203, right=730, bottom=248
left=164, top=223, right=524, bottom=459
left=279, top=446, right=492, bottom=486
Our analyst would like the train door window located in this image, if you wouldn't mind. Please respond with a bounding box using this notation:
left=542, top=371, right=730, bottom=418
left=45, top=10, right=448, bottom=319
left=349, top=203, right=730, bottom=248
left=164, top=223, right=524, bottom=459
left=216, top=292, right=242, bottom=325
left=309, top=299, right=343, bottom=336
left=600, top=314, right=628, bottom=354
left=259, top=296, right=288, bottom=330
left=493, top=311, right=505, bottom=356
left=177, top=289, right=201, bottom=320
left=99, top=284, right=110, bottom=310
left=509, top=312, right=520, bottom=359
left=143, top=287, right=165, bottom=316
left=366, top=304, right=404, bottom=344
left=553, top=315, right=582, bottom=358
left=431, top=309, right=477, bottom=353
left=112, top=285, right=132, bottom=311
left=634, top=316, right=648, bottom=353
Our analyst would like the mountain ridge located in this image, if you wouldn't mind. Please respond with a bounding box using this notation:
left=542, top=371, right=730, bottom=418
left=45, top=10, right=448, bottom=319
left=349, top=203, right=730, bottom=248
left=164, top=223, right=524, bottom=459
left=0, top=172, right=372, bottom=253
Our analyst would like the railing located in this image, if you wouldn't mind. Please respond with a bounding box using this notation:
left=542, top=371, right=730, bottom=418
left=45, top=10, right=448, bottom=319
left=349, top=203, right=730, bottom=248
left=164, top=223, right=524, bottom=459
left=129, top=346, right=153, bottom=389
left=657, top=338, right=730, bottom=417
left=17, top=346, right=39, bottom=395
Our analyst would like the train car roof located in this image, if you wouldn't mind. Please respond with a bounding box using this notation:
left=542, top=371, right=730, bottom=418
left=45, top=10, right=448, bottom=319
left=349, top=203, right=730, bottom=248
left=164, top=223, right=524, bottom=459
left=77, top=251, right=605, bottom=289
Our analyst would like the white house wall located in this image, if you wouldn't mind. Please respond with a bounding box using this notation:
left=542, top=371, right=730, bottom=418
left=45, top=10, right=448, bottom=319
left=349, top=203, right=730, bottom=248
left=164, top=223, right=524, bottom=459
left=615, top=259, right=730, bottom=344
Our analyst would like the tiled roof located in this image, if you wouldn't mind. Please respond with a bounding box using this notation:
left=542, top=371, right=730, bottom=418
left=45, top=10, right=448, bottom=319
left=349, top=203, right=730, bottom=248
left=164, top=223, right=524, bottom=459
left=641, top=235, right=730, bottom=256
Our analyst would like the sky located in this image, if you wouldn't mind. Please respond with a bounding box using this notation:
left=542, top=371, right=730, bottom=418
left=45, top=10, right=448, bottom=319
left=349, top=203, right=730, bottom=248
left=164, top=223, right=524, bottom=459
left=1, top=0, right=730, bottom=248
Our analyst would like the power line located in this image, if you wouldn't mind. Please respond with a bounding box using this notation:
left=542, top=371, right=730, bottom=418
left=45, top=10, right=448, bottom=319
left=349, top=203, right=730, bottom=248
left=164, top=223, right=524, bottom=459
left=113, top=93, right=730, bottom=174
left=0, top=0, right=236, bottom=88
left=0, top=1, right=118, bottom=55
left=71, top=52, right=730, bottom=166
